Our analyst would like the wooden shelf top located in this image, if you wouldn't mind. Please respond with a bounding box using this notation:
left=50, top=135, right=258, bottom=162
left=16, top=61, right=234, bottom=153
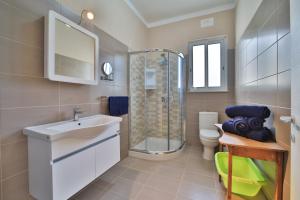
left=215, top=124, right=287, bottom=152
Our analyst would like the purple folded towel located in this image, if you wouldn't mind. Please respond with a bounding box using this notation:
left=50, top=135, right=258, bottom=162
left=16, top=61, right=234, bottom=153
left=233, top=117, right=250, bottom=134
left=246, top=128, right=274, bottom=142
left=225, top=105, right=271, bottom=119
left=222, top=118, right=249, bottom=137
left=247, top=117, right=265, bottom=130
left=222, top=120, right=235, bottom=133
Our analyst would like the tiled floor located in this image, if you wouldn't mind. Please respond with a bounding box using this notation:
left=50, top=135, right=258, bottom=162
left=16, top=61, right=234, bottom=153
left=70, top=145, right=226, bottom=200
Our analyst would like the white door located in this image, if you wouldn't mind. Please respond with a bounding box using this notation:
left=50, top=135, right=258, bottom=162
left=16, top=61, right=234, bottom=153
left=290, top=0, right=300, bottom=199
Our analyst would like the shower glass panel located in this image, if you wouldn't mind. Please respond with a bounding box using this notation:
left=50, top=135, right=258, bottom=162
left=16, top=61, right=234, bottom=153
left=129, top=49, right=185, bottom=154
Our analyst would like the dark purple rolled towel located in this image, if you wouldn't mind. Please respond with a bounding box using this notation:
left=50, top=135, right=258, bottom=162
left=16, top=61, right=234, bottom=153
left=225, top=105, right=271, bottom=119
left=222, top=118, right=248, bottom=137
left=247, top=117, right=265, bottom=130
left=233, top=117, right=250, bottom=134
left=222, top=119, right=236, bottom=133
left=246, top=128, right=274, bottom=142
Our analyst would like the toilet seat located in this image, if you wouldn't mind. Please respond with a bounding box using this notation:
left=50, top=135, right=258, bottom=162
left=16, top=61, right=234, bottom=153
left=199, top=129, right=220, bottom=140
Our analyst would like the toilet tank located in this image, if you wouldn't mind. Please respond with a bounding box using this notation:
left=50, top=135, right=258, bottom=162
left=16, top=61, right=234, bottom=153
left=199, top=112, right=218, bottom=130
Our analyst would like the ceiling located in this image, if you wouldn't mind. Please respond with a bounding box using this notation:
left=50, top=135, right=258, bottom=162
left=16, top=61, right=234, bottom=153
left=125, top=0, right=236, bottom=28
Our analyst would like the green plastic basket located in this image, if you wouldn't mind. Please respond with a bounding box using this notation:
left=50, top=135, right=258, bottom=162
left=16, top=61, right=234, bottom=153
left=215, top=152, right=266, bottom=197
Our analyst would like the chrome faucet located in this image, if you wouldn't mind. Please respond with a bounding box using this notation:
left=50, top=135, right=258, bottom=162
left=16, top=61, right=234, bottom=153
left=73, top=107, right=84, bottom=121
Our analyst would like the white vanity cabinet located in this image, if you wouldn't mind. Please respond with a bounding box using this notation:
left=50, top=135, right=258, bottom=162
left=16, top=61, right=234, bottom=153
left=24, top=115, right=122, bottom=200
left=52, top=147, right=95, bottom=200
left=95, top=135, right=120, bottom=177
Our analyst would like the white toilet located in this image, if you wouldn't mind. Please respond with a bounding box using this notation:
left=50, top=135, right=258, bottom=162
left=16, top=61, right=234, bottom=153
left=199, top=112, right=220, bottom=160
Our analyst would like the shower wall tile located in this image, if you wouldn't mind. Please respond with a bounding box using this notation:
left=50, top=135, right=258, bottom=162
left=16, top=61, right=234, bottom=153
left=0, top=1, right=129, bottom=199
left=129, top=53, right=146, bottom=147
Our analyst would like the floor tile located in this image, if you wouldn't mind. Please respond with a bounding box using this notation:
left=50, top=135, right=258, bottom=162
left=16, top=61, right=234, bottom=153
left=105, top=177, right=143, bottom=199
left=178, top=181, right=218, bottom=200
left=135, top=186, right=175, bottom=200
left=120, top=168, right=151, bottom=183
left=129, top=159, right=159, bottom=172
left=145, top=174, right=181, bottom=194
left=153, top=165, right=184, bottom=180
left=182, top=171, right=216, bottom=188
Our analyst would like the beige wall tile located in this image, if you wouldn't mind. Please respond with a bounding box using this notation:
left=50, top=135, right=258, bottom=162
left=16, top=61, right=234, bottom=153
left=0, top=1, right=43, bottom=48
left=0, top=106, right=60, bottom=144
left=1, top=140, right=27, bottom=179
left=59, top=104, right=94, bottom=121
left=0, top=75, right=59, bottom=108
left=3, top=0, right=60, bottom=18
left=0, top=38, right=43, bottom=77
left=2, top=171, right=30, bottom=200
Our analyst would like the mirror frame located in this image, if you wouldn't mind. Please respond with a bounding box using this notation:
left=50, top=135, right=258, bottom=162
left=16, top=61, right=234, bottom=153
left=45, top=10, right=99, bottom=85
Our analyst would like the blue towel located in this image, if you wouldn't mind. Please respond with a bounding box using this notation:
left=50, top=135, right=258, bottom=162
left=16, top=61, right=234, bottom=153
left=225, top=105, right=271, bottom=119
left=246, top=128, right=274, bottom=142
left=222, top=119, right=236, bottom=134
left=222, top=119, right=274, bottom=142
left=233, top=117, right=250, bottom=134
left=222, top=118, right=248, bottom=137
left=108, top=96, right=129, bottom=116
left=247, top=117, right=265, bottom=130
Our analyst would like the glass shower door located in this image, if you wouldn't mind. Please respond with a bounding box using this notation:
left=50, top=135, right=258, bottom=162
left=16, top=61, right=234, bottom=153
left=168, top=53, right=184, bottom=151
left=144, top=52, right=169, bottom=152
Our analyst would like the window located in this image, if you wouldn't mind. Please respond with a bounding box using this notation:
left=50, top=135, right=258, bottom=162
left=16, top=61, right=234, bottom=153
left=188, top=36, right=227, bottom=92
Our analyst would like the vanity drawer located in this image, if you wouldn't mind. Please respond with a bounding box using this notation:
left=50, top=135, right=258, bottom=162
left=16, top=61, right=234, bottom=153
left=95, top=135, right=120, bottom=177
left=52, top=147, right=95, bottom=200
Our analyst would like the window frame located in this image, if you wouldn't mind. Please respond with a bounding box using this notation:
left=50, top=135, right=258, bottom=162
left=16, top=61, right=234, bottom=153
left=188, top=36, right=228, bottom=92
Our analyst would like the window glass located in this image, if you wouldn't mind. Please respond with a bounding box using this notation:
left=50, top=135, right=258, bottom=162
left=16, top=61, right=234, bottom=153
left=208, top=43, right=221, bottom=87
left=192, top=45, right=205, bottom=87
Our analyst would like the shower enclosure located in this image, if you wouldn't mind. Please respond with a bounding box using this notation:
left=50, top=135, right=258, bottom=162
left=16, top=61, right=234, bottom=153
left=129, top=49, right=186, bottom=158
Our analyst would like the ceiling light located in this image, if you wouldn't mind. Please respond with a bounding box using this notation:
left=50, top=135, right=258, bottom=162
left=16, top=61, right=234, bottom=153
left=79, top=9, right=95, bottom=24
left=86, top=11, right=94, bottom=20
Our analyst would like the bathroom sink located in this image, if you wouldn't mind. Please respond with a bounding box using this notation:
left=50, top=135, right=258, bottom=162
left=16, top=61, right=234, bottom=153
left=23, top=114, right=122, bottom=141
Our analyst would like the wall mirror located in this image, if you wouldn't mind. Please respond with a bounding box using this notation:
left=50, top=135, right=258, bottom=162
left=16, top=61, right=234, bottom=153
left=103, top=63, right=113, bottom=75
left=45, top=10, right=99, bottom=85
left=101, top=62, right=114, bottom=81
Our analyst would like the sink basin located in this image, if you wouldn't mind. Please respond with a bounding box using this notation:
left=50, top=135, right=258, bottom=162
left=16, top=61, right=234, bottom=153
left=23, top=114, right=122, bottom=141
